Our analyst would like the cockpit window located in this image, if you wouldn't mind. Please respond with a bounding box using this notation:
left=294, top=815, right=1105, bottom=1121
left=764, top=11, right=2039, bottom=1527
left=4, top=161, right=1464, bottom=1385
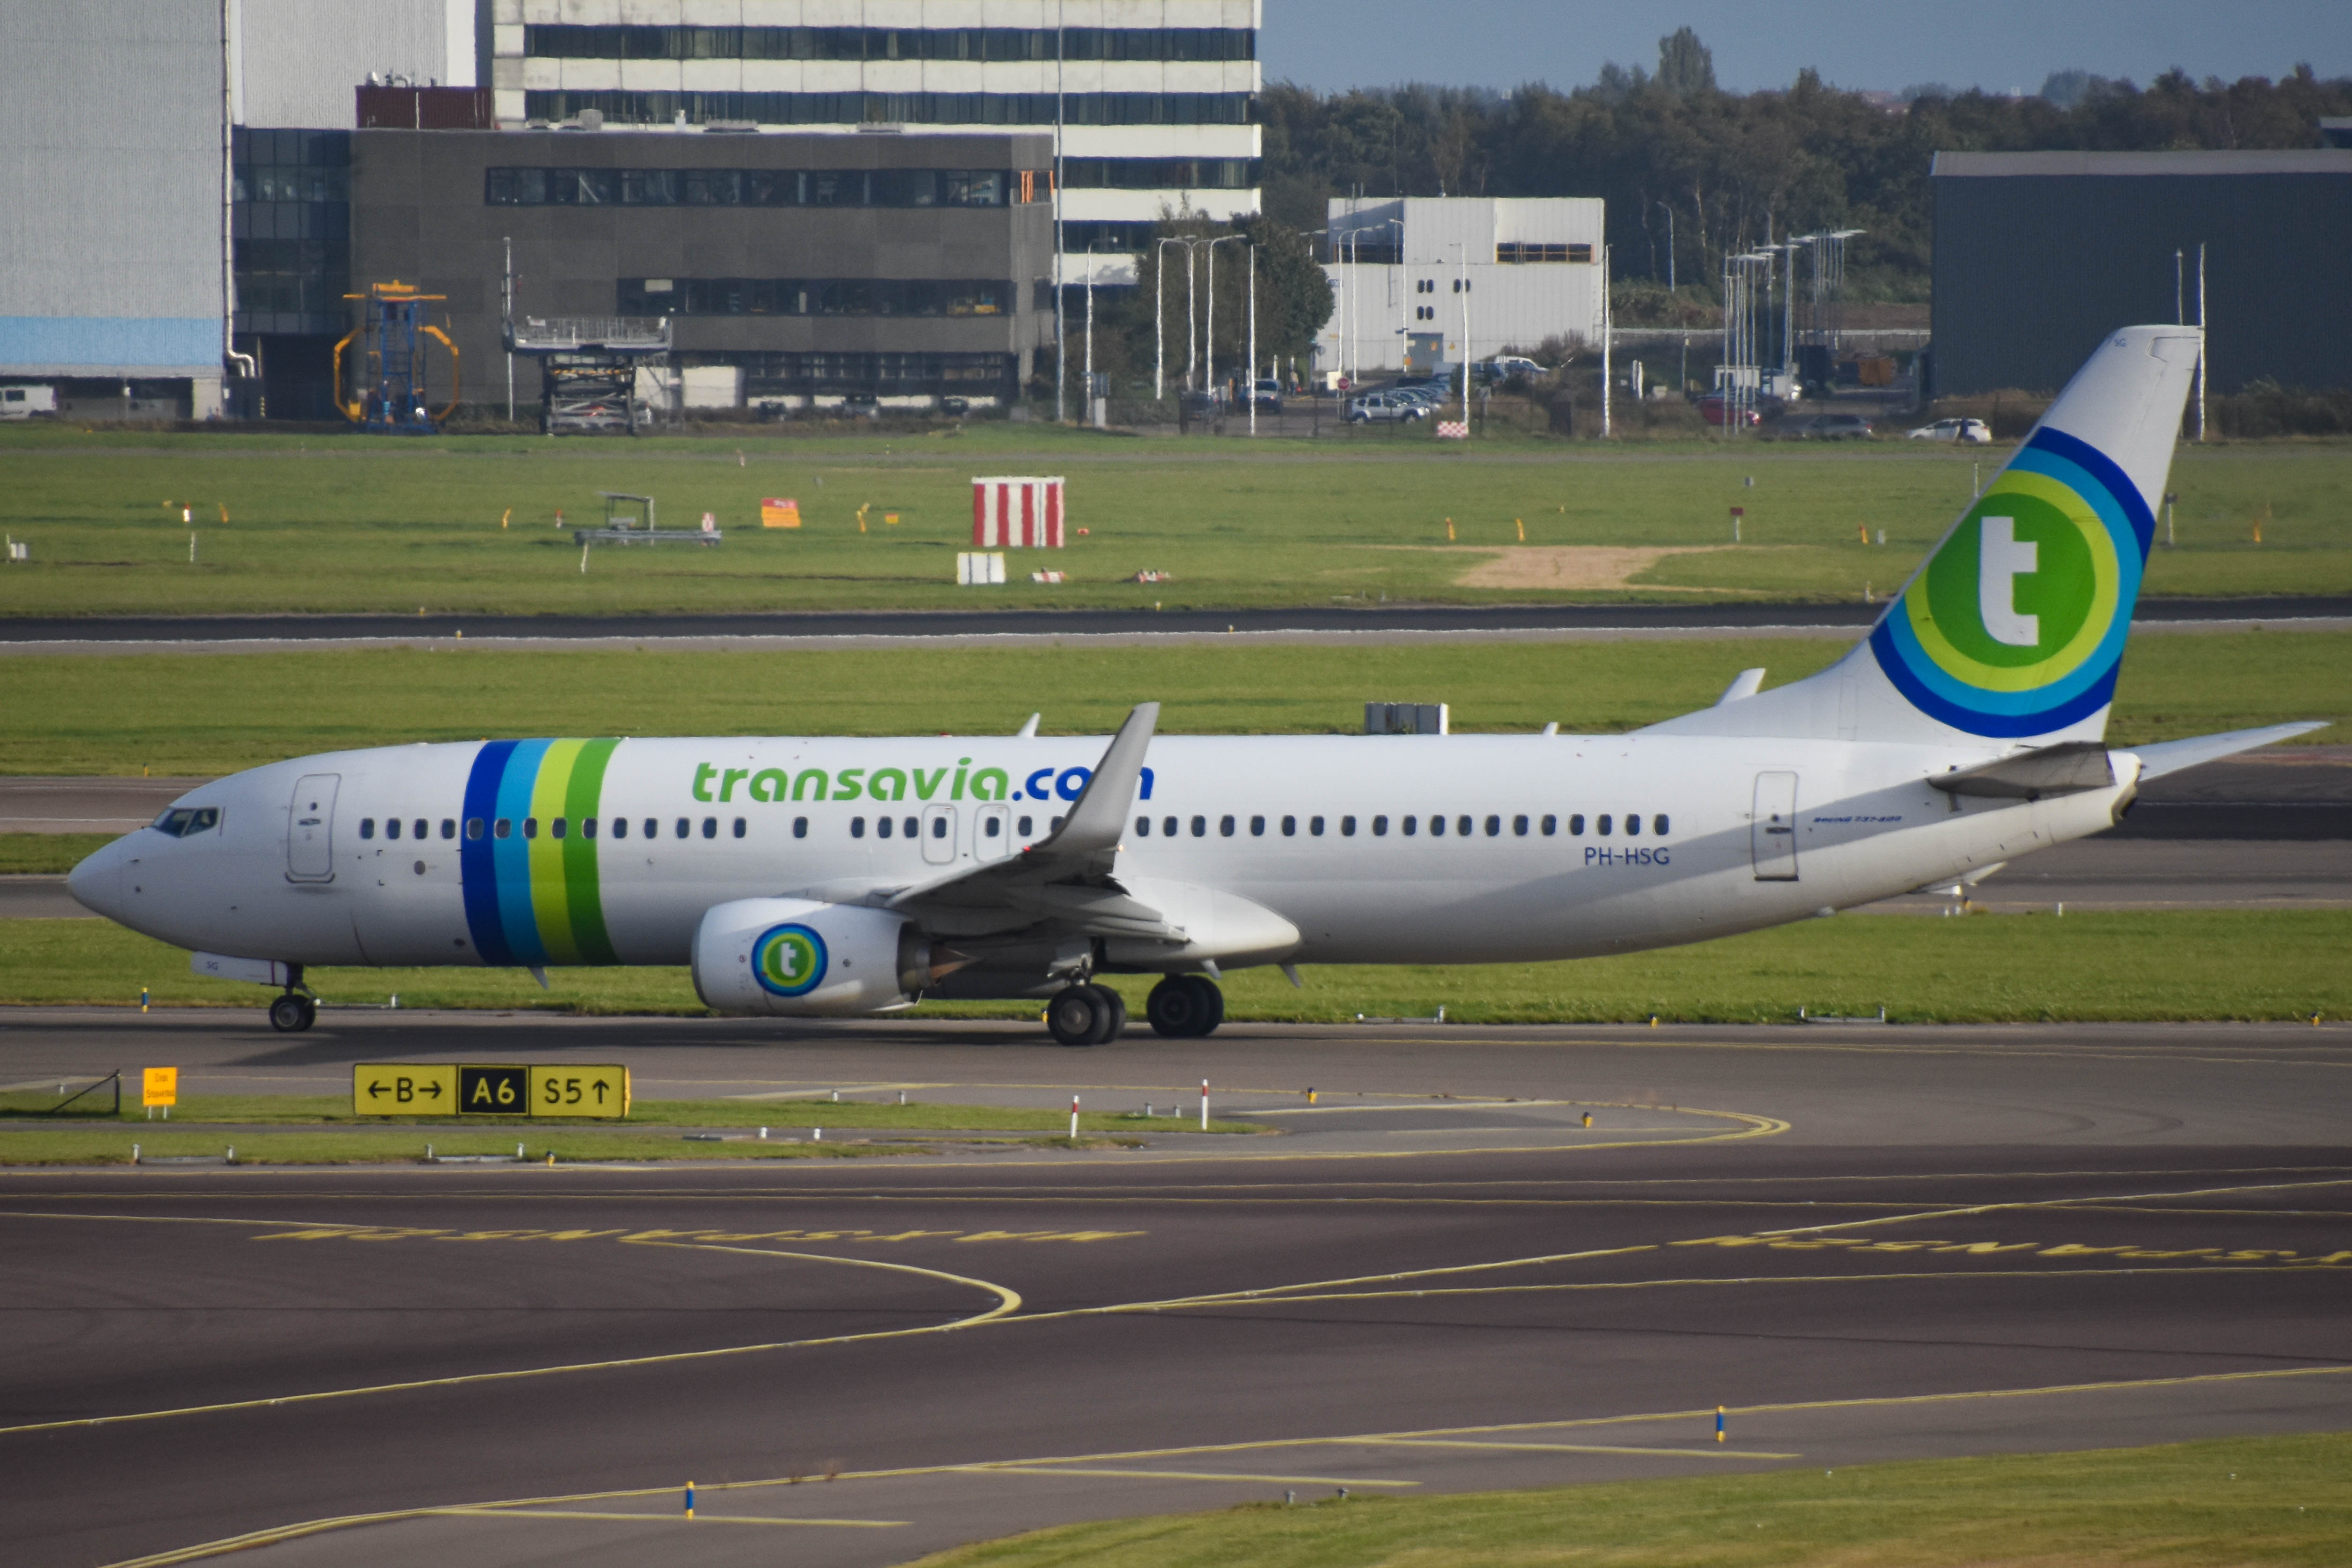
left=151, top=807, right=220, bottom=838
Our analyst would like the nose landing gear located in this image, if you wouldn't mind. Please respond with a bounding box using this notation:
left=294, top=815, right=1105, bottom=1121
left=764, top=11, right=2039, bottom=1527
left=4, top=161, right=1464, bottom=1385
left=267, top=968, right=316, bottom=1033
left=1045, top=983, right=1128, bottom=1047
left=1146, top=974, right=1224, bottom=1038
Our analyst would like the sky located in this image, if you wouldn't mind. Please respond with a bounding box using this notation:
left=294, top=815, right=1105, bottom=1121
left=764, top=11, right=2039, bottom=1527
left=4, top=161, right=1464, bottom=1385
left=1259, top=0, right=2352, bottom=97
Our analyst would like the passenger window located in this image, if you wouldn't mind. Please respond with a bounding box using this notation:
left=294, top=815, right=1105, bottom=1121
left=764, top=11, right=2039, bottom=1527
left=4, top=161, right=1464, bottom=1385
left=1051, top=816, right=1064, bottom=832
left=1569, top=814, right=1585, bottom=836
left=1341, top=815, right=1357, bottom=836
left=1486, top=815, right=1501, bottom=837
left=360, top=818, right=376, bottom=840
left=1372, top=815, right=1388, bottom=836
left=1136, top=817, right=1150, bottom=836
left=414, top=818, right=429, bottom=840
left=1430, top=815, right=1445, bottom=837
left=1655, top=813, right=1671, bottom=836
left=851, top=817, right=867, bottom=838
left=878, top=816, right=894, bottom=839
left=702, top=817, right=717, bottom=839
left=1019, top=815, right=1034, bottom=835
left=794, top=817, right=809, bottom=838
left=385, top=818, right=400, bottom=840
left=551, top=817, right=566, bottom=839
left=1250, top=815, right=1265, bottom=836
left=735, top=817, right=748, bottom=839
left=1598, top=814, right=1613, bottom=836
left=467, top=818, right=484, bottom=840
left=1162, top=816, right=1177, bottom=837
left=1219, top=815, right=1235, bottom=837
left=1281, top=815, right=1296, bottom=837
left=1191, top=815, right=1206, bottom=837
left=1310, top=816, right=1325, bottom=836
left=982, top=817, right=999, bottom=838
left=907, top=817, right=921, bottom=838
left=1627, top=814, right=1641, bottom=836
left=646, top=818, right=659, bottom=839
left=674, top=817, right=689, bottom=839
left=440, top=819, right=455, bottom=840
left=523, top=817, right=538, bottom=839
left=929, top=816, right=944, bottom=839
left=1458, top=815, right=1474, bottom=837
left=1541, top=814, right=1556, bottom=836
left=612, top=817, right=627, bottom=839
left=581, top=817, right=595, bottom=840
left=1513, top=815, right=1529, bottom=836
left=1403, top=815, right=1418, bottom=835
left=494, top=818, right=512, bottom=839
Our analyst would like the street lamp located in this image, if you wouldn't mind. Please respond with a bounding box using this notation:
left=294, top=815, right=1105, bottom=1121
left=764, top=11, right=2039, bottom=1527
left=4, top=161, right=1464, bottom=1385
left=1204, top=233, right=1244, bottom=410
left=1154, top=235, right=1206, bottom=402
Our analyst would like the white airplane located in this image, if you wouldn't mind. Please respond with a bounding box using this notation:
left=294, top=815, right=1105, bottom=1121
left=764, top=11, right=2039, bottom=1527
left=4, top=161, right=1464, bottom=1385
left=71, top=326, right=2318, bottom=1043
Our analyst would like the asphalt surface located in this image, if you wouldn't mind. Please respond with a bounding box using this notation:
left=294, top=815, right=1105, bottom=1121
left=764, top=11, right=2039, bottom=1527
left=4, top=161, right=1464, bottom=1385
left=5, top=596, right=2351, bottom=647
left=4, top=1011, right=2351, bottom=1568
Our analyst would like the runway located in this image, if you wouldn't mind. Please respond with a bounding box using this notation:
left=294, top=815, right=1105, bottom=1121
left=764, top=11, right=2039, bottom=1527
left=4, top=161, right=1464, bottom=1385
left=4, top=1011, right=2350, bottom=1567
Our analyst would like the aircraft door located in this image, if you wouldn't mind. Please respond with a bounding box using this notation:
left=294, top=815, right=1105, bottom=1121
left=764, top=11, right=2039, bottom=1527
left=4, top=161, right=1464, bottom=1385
left=921, top=804, right=957, bottom=865
left=287, top=773, right=341, bottom=883
left=1751, top=772, right=1799, bottom=881
left=973, top=804, right=1011, bottom=861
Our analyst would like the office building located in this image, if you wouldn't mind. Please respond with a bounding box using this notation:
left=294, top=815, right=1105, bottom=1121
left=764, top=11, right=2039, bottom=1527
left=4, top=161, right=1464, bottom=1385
left=1318, top=197, right=1607, bottom=379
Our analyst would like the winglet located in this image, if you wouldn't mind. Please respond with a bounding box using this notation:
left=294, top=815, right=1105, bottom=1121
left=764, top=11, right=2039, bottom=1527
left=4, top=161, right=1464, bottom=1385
left=1030, top=702, right=1158, bottom=860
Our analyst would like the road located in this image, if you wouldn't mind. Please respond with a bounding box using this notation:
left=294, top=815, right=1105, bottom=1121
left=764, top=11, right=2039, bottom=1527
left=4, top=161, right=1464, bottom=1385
left=2, top=1011, right=2349, bottom=1567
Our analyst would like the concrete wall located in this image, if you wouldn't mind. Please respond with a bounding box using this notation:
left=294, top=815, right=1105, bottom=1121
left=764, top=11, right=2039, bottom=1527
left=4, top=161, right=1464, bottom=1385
left=0, top=0, right=226, bottom=382
left=233, top=0, right=473, bottom=130
left=1931, top=151, right=2352, bottom=396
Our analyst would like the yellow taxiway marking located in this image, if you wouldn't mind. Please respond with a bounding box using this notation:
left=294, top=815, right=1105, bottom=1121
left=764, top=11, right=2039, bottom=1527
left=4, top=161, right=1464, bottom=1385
left=957, top=1466, right=1416, bottom=1487
left=0, top=1224, right=1019, bottom=1440
left=1357, top=1437, right=1797, bottom=1460
left=429, top=1507, right=904, bottom=1527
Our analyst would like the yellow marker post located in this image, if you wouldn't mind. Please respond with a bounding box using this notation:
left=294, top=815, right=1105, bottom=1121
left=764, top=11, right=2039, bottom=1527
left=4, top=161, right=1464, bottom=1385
left=857, top=503, right=870, bottom=533
left=143, top=1067, right=177, bottom=1121
left=1858, top=523, right=1870, bottom=544
left=500, top=508, right=510, bottom=529
left=1716, top=1406, right=1727, bottom=1443
left=1445, top=517, right=1455, bottom=542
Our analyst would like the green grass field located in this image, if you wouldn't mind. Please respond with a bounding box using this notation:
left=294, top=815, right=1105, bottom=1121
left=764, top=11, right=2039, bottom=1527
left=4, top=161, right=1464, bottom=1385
left=2, top=424, right=2346, bottom=614
left=8, top=909, right=2342, bottom=1024
left=903, top=1431, right=2352, bottom=1568
left=2, top=630, right=2341, bottom=776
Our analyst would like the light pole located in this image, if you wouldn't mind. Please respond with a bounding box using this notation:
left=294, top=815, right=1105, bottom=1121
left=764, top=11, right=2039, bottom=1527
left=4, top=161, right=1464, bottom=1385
left=1083, top=242, right=1095, bottom=428
left=1600, top=243, right=1613, bottom=438
left=1153, top=235, right=1204, bottom=402
left=1052, top=0, right=1065, bottom=423
left=1449, top=241, right=1470, bottom=425
left=1246, top=240, right=1258, bottom=436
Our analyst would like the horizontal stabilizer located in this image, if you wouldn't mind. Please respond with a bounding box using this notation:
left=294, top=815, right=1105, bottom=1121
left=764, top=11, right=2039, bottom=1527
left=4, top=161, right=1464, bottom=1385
left=2130, top=721, right=2330, bottom=781
left=1929, top=741, right=2114, bottom=799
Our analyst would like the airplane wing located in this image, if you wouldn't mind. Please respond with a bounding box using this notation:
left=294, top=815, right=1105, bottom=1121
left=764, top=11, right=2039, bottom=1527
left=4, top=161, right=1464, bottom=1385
left=784, top=703, right=1178, bottom=941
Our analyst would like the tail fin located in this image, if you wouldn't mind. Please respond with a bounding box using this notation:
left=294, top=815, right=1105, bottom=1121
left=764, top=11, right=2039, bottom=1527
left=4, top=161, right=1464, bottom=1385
left=1648, top=326, right=2203, bottom=747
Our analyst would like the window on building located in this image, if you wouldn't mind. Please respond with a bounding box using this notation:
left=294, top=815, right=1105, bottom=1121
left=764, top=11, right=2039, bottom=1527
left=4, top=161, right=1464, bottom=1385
left=1495, top=242, right=1594, bottom=264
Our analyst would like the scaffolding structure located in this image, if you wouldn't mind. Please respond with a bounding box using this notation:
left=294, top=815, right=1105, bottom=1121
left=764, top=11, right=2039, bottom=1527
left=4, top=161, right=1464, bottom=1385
left=334, top=281, right=459, bottom=434
left=505, top=316, right=672, bottom=436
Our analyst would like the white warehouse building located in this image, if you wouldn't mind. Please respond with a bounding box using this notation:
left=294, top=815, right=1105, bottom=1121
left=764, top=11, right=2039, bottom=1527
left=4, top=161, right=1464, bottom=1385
left=492, top=0, right=1262, bottom=287
left=1318, top=196, right=1605, bottom=380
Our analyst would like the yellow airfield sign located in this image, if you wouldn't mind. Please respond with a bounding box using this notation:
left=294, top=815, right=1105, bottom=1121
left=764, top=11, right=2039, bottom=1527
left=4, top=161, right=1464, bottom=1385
left=353, top=1064, right=629, bottom=1119
left=141, top=1067, right=178, bottom=1108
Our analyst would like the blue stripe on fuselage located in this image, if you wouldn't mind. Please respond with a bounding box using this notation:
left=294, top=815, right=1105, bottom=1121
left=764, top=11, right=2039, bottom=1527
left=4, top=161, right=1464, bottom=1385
left=491, top=738, right=552, bottom=965
left=460, top=741, right=518, bottom=966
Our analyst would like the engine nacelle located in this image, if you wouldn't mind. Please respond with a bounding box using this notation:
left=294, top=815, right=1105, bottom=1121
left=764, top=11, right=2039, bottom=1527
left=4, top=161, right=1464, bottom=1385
left=691, top=898, right=930, bottom=1017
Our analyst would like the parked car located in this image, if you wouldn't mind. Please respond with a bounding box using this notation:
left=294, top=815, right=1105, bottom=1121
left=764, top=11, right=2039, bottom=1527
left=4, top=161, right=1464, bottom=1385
left=938, top=395, right=970, bottom=416
left=1789, top=412, right=1875, bottom=440
left=839, top=392, right=880, bottom=419
left=1346, top=392, right=1432, bottom=424
left=1250, top=378, right=1284, bottom=414
left=1697, top=394, right=1762, bottom=429
left=1482, top=356, right=1545, bottom=382
left=1907, top=416, right=1991, bottom=444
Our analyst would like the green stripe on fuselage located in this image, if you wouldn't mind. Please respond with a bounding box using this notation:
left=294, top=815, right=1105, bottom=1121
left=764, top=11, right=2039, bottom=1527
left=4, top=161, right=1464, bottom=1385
left=527, top=739, right=588, bottom=962
left=562, top=738, right=620, bottom=964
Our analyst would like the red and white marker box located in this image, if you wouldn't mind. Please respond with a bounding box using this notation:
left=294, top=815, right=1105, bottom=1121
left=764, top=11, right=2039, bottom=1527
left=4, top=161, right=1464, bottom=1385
left=972, top=476, right=1065, bottom=548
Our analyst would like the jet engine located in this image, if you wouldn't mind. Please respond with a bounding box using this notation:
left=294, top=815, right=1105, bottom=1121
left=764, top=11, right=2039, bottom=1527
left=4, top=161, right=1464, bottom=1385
left=691, top=898, right=932, bottom=1017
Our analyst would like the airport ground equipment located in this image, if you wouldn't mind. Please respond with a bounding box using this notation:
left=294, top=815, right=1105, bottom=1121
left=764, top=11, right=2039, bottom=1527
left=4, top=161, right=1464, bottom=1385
left=333, top=281, right=459, bottom=433
left=505, top=315, right=671, bottom=436
left=571, top=491, right=721, bottom=549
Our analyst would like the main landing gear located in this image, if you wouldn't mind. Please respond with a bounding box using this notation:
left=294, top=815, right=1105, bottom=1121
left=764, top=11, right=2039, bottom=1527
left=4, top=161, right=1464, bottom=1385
left=1145, top=974, right=1224, bottom=1039
left=267, top=968, right=316, bottom=1033
left=1046, top=983, right=1128, bottom=1047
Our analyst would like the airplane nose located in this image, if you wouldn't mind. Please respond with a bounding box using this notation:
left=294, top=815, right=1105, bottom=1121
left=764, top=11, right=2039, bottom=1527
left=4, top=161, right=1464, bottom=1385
left=67, top=840, right=127, bottom=921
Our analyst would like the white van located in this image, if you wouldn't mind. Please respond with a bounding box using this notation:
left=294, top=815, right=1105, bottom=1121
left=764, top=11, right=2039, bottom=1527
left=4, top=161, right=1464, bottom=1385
left=0, top=385, right=57, bottom=420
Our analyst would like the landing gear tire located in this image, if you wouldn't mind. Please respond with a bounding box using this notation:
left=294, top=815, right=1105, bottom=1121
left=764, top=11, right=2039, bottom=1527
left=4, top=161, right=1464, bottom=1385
left=1046, top=985, right=1108, bottom=1047
left=1146, top=974, right=1224, bottom=1038
left=1092, top=984, right=1128, bottom=1044
left=268, top=993, right=315, bottom=1033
